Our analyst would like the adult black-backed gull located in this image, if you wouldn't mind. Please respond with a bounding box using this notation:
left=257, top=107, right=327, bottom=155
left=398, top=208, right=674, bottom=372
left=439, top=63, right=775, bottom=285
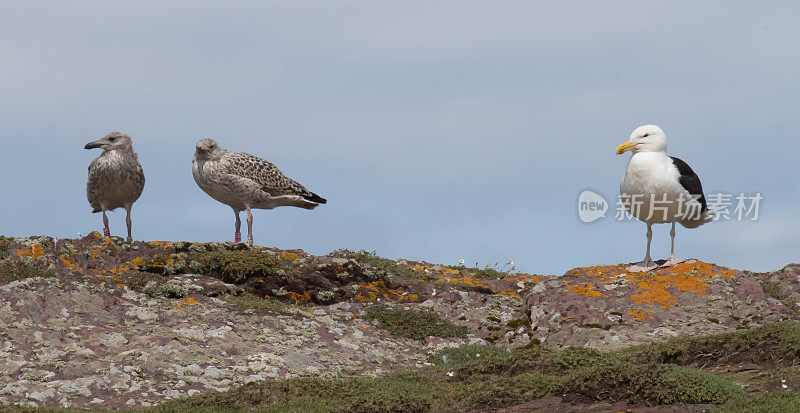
left=192, top=138, right=326, bottom=246
left=616, top=125, right=713, bottom=272
left=85, top=131, right=146, bottom=242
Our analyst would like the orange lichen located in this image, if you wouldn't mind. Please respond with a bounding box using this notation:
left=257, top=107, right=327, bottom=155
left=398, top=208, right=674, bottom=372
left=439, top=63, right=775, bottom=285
left=278, top=252, right=300, bottom=262
left=141, top=254, right=175, bottom=269
left=148, top=241, right=171, bottom=249
left=287, top=291, right=311, bottom=304
left=628, top=309, right=654, bottom=321
left=177, top=297, right=199, bottom=306
left=59, top=254, right=83, bottom=271
left=565, top=283, right=608, bottom=298
left=411, top=264, right=461, bottom=276
left=437, top=275, right=489, bottom=290
left=354, top=280, right=419, bottom=302
left=17, top=244, right=44, bottom=259
left=130, top=257, right=144, bottom=268
left=567, top=261, right=736, bottom=309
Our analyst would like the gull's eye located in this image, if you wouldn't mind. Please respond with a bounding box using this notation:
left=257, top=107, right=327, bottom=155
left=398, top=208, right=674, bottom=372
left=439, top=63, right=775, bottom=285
left=109, top=137, right=117, bottom=142
left=642, top=133, right=650, bottom=138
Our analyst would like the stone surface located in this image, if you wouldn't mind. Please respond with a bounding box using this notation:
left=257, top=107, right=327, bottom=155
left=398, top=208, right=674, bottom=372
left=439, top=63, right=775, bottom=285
left=0, top=234, right=796, bottom=409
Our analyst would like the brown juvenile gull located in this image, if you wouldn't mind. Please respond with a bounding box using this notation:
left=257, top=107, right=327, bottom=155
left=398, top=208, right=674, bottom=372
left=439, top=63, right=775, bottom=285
left=192, top=138, right=326, bottom=246
left=85, top=131, right=145, bottom=242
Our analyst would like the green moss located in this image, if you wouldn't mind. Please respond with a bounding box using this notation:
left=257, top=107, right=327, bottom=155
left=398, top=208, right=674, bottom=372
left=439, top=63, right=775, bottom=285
left=143, top=279, right=188, bottom=299
left=157, top=372, right=447, bottom=413
left=364, top=305, right=468, bottom=341
left=506, top=318, right=531, bottom=329
left=0, top=257, right=55, bottom=285
left=582, top=323, right=611, bottom=330
left=331, top=249, right=428, bottom=280
left=117, top=271, right=168, bottom=294
left=446, top=265, right=507, bottom=279
left=221, top=292, right=289, bottom=312
left=760, top=280, right=800, bottom=312
left=0, top=236, right=13, bottom=260
left=432, top=344, right=509, bottom=367
left=720, top=391, right=800, bottom=412
left=619, top=321, right=800, bottom=368
left=193, top=249, right=285, bottom=283
left=152, top=342, right=743, bottom=412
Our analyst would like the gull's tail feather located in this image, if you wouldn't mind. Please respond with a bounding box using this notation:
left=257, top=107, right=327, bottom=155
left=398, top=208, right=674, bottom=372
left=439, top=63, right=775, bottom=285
left=680, top=209, right=715, bottom=229
left=303, top=192, right=327, bottom=204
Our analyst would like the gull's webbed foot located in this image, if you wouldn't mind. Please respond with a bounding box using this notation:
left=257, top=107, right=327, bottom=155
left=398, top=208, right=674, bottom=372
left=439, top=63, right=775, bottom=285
left=660, top=256, right=685, bottom=268
left=628, top=258, right=658, bottom=273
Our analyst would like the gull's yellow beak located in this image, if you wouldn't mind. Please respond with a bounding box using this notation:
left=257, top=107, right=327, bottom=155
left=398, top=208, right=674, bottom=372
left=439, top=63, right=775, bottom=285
left=616, top=140, right=637, bottom=155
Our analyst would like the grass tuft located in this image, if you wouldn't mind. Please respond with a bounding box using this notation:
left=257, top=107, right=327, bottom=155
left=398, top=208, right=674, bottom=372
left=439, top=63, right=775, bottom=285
left=619, top=321, right=800, bottom=368
left=220, top=292, right=289, bottom=312
left=364, top=305, right=468, bottom=341
left=0, top=257, right=54, bottom=285
left=0, top=236, right=13, bottom=260
left=193, top=249, right=285, bottom=283
left=331, top=249, right=427, bottom=280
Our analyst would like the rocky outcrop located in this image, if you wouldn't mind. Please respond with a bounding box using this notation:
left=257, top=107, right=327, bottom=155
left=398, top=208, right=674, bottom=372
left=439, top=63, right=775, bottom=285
left=0, top=233, right=795, bottom=409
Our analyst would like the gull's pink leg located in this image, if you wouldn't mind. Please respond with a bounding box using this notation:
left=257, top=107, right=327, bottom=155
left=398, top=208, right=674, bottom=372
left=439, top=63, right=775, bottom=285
left=102, top=210, right=110, bottom=238
left=233, top=209, right=242, bottom=243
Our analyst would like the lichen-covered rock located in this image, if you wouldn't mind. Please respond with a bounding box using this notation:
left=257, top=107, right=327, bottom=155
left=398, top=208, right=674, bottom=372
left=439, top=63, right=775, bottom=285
left=523, top=260, right=800, bottom=350
left=0, top=234, right=794, bottom=410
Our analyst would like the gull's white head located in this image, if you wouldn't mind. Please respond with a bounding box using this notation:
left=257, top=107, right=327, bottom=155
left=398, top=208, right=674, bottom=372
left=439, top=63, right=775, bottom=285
left=616, top=125, right=667, bottom=155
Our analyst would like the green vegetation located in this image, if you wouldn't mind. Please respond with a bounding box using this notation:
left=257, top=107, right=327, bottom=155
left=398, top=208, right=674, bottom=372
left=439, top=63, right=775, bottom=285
left=364, top=305, right=468, bottom=341
left=620, top=321, right=800, bottom=368
left=331, top=249, right=428, bottom=280
left=117, top=271, right=172, bottom=295
left=0, top=257, right=55, bottom=285
left=14, top=323, right=800, bottom=411
left=148, top=341, right=742, bottom=412
left=760, top=279, right=800, bottom=312
left=0, top=236, right=13, bottom=260
left=720, top=391, right=800, bottom=412
left=157, top=372, right=445, bottom=413
left=446, top=265, right=508, bottom=279
left=193, top=249, right=285, bottom=283
left=220, top=292, right=289, bottom=312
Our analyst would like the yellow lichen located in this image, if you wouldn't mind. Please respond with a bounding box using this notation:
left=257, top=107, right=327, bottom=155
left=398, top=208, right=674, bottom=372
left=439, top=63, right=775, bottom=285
left=354, top=280, right=419, bottom=302
left=17, top=244, right=44, bottom=259
left=565, top=283, right=608, bottom=298
left=277, top=252, right=300, bottom=262
left=568, top=260, right=736, bottom=309
left=628, top=309, right=654, bottom=321
left=287, top=291, right=311, bottom=304
left=148, top=241, right=171, bottom=249
left=59, top=254, right=83, bottom=271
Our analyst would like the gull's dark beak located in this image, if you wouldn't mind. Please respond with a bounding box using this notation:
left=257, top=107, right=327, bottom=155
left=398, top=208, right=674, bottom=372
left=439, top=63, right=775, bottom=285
left=84, top=140, right=102, bottom=150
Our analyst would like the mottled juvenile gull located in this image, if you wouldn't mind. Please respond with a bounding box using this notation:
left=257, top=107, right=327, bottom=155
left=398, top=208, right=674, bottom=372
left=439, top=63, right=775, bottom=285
left=192, top=138, right=326, bottom=246
left=85, top=131, right=145, bottom=242
left=616, top=125, right=713, bottom=272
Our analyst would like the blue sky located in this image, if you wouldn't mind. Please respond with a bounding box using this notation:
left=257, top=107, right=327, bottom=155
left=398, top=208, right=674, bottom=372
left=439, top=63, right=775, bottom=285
left=1, top=1, right=798, bottom=275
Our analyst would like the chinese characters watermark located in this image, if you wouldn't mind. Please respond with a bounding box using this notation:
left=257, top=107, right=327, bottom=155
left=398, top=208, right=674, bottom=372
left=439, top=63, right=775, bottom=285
left=578, top=190, right=762, bottom=223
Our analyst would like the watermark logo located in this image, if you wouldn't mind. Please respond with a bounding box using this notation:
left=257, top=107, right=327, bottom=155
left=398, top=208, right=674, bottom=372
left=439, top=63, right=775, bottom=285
left=577, top=191, right=763, bottom=222
left=578, top=190, right=609, bottom=223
